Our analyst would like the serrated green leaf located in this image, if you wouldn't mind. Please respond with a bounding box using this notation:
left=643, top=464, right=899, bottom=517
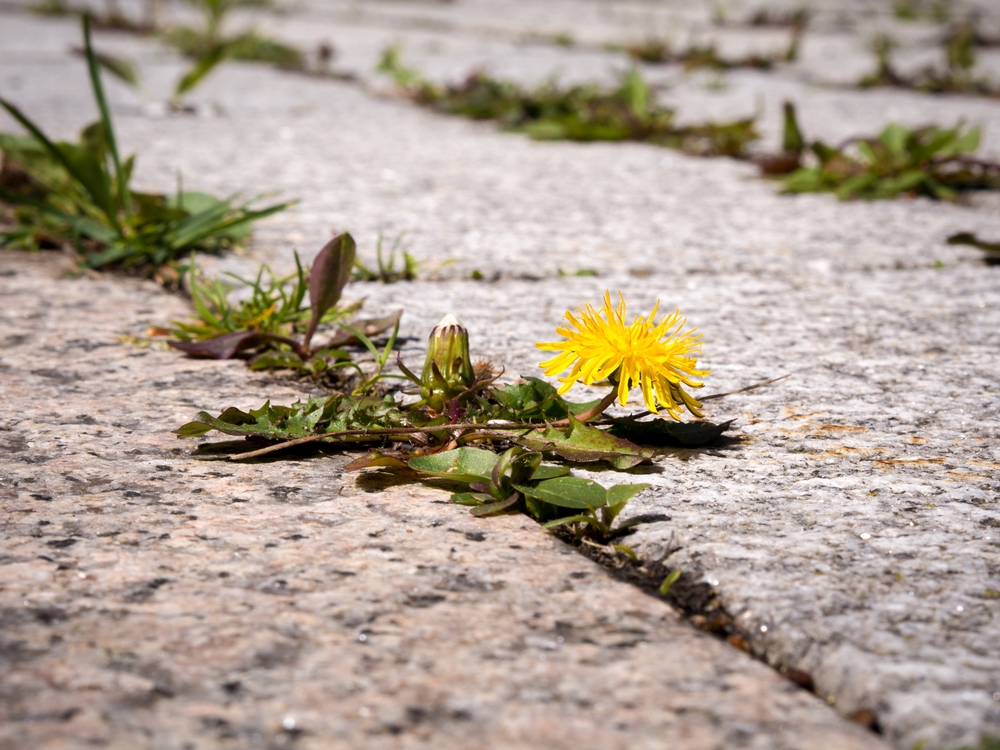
left=530, top=464, right=571, bottom=480
left=343, top=452, right=409, bottom=471
left=491, top=377, right=597, bottom=421
left=515, top=417, right=652, bottom=469
left=176, top=395, right=405, bottom=443
left=173, top=421, right=215, bottom=438
left=605, top=483, right=651, bottom=507
left=451, top=492, right=494, bottom=506
left=514, top=475, right=608, bottom=509
left=408, top=448, right=500, bottom=484
left=470, top=494, right=520, bottom=517
left=510, top=451, right=543, bottom=485
left=187, top=400, right=323, bottom=439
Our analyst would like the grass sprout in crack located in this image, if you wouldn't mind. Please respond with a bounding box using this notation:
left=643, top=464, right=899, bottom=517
left=352, top=233, right=418, bottom=283
left=622, top=30, right=801, bottom=68
left=160, top=233, right=401, bottom=376
left=756, top=102, right=1000, bottom=200
left=859, top=26, right=998, bottom=97
left=163, top=7, right=304, bottom=108
left=711, top=5, right=811, bottom=30
left=947, top=232, right=1000, bottom=264
left=893, top=0, right=952, bottom=23
left=377, top=47, right=758, bottom=158
left=31, top=0, right=160, bottom=33
left=0, top=17, right=290, bottom=276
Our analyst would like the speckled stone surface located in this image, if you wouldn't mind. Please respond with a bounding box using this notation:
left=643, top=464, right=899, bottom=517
left=1, top=1, right=999, bottom=748
left=0, top=254, right=891, bottom=750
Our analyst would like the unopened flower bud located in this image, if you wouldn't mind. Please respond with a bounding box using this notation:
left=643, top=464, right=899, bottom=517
left=422, top=314, right=475, bottom=393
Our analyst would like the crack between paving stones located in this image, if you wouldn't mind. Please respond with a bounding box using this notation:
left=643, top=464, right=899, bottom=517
left=546, top=525, right=886, bottom=739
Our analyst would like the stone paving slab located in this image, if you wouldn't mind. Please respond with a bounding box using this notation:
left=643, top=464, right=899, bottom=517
left=0, top=253, right=891, bottom=750
left=2, top=2, right=1000, bottom=749
left=5, top=10, right=1000, bottom=287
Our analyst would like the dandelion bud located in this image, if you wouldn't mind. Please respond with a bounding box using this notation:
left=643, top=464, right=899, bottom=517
left=422, top=314, right=475, bottom=393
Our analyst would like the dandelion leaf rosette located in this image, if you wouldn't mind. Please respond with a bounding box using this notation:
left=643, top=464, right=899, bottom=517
left=512, top=475, right=611, bottom=509
left=174, top=395, right=404, bottom=442
left=408, top=448, right=500, bottom=485
left=515, top=417, right=653, bottom=469
left=491, top=377, right=600, bottom=421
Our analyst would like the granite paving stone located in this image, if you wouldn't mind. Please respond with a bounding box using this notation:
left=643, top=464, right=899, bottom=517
left=1, top=1, right=999, bottom=748
left=0, top=254, right=891, bottom=750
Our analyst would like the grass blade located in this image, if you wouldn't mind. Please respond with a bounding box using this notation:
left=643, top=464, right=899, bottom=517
left=83, top=240, right=146, bottom=268
left=175, top=42, right=229, bottom=97
left=166, top=198, right=292, bottom=251
left=0, top=98, right=116, bottom=225
left=82, top=16, right=131, bottom=223
left=0, top=186, right=118, bottom=244
left=72, top=46, right=140, bottom=88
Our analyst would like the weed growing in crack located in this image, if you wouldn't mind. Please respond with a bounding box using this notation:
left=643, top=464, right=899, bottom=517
left=859, top=23, right=998, bottom=96
left=623, top=31, right=801, bottom=68
left=163, top=253, right=359, bottom=340
left=893, top=0, right=952, bottom=23
left=756, top=102, right=1000, bottom=200
left=712, top=4, right=811, bottom=30
left=352, top=234, right=418, bottom=283
left=944, top=738, right=1000, bottom=750
left=162, top=0, right=303, bottom=107
left=68, top=30, right=230, bottom=114
left=419, top=445, right=650, bottom=543
left=377, top=47, right=758, bottom=158
left=947, top=232, right=1000, bottom=264
left=175, top=0, right=273, bottom=47
left=172, top=296, right=775, bottom=551
left=163, top=24, right=304, bottom=70
left=31, top=0, right=160, bottom=33
left=32, top=0, right=338, bottom=102
left=160, top=233, right=400, bottom=374
left=0, top=17, right=290, bottom=275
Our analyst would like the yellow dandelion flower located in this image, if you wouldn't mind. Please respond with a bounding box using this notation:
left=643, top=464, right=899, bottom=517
left=536, top=291, right=709, bottom=419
